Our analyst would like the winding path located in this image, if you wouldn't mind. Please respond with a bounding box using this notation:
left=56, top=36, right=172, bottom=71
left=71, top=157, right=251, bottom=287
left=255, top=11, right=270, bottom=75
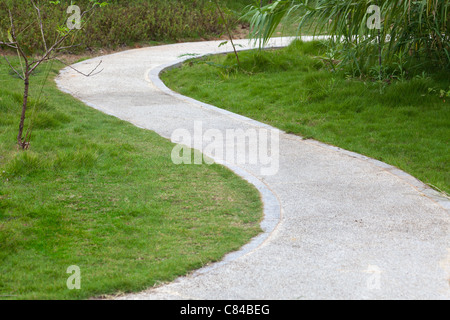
left=56, top=38, right=450, bottom=300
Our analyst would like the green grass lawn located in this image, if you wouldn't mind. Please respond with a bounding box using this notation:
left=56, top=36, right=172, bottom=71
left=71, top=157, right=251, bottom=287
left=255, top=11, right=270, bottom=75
left=161, top=40, right=450, bottom=195
left=0, top=58, right=262, bottom=299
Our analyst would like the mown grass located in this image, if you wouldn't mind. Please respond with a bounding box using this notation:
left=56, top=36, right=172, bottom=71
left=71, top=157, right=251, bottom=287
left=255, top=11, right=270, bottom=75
left=161, top=40, right=450, bottom=195
left=0, top=57, right=262, bottom=299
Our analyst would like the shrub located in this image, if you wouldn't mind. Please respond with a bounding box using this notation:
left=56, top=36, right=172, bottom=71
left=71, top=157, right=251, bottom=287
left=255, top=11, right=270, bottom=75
left=0, top=0, right=242, bottom=53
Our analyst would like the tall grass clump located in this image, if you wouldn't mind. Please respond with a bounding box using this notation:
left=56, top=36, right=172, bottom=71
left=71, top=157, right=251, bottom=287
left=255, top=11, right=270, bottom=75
left=244, top=0, right=450, bottom=78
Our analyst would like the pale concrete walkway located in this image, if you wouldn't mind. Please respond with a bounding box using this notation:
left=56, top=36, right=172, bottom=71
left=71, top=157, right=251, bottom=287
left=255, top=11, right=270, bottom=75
left=56, top=38, right=450, bottom=300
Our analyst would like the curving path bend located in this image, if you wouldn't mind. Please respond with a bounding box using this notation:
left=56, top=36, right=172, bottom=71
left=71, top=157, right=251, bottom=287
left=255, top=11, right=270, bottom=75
left=56, top=37, right=450, bottom=300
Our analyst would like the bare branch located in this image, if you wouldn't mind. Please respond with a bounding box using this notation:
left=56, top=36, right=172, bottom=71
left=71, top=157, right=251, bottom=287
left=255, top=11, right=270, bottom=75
left=26, top=1, right=102, bottom=75
left=55, top=43, right=82, bottom=51
left=80, top=4, right=100, bottom=20
left=8, top=9, right=28, bottom=64
left=55, top=58, right=104, bottom=77
left=31, top=0, right=48, bottom=52
left=0, top=41, right=19, bottom=50
left=2, top=55, right=25, bottom=80
left=28, top=33, right=71, bottom=74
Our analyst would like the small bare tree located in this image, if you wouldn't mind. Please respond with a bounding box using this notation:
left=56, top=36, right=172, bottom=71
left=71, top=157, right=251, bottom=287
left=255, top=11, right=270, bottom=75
left=213, top=0, right=240, bottom=66
left=0, top=0, right=105, bottom=150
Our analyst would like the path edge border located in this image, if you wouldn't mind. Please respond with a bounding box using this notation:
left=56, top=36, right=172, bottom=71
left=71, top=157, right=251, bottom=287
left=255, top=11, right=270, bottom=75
left=149, top=44, right=450, bottom=221
left=148, top=50, right=288, bottom=276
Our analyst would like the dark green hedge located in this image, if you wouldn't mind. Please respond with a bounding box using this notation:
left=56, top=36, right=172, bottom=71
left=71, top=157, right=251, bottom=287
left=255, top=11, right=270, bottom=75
left=0, top=0, right=246, bottom=54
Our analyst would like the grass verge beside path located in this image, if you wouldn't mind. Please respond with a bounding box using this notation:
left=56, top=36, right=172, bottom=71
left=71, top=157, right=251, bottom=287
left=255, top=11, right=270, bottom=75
left=0, top=58, right=262, bottom=299
left=161, top=40, right=450, bottom=195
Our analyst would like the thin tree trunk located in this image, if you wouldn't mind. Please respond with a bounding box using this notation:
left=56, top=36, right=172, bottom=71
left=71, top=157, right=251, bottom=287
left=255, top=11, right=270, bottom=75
left=214, top=0, right=240, bottom=66
left=378, top=28, right=382, bottom=79
left=376, top=0, right=382, bottom=80
left=18, top=71, right=30, bottom=149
